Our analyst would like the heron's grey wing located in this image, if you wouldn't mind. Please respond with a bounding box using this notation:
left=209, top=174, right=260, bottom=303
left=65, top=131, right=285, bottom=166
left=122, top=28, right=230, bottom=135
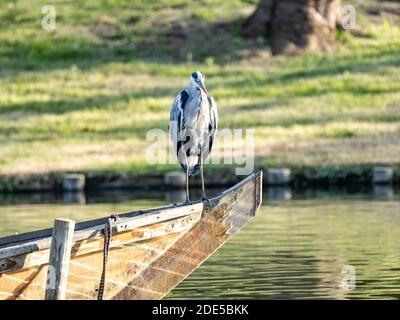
left=208, top=96, right=218, bottom=153
left=170, top=90, right=189, bottom=153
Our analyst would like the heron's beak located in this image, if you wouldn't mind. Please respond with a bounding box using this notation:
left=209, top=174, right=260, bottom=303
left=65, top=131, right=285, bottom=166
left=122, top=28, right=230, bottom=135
left=200, top=83, right=209, bottom=97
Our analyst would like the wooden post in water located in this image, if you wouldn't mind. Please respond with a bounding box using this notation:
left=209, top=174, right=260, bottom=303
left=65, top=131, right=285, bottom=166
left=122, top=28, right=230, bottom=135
left=45, top=218, right=75, bottom=300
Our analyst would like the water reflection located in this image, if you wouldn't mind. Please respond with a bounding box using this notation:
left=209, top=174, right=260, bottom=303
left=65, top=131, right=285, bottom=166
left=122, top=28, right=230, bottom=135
left=267, top=187, right=292, bottom=201
left=63, top=192, right=86, bottom=204
left=0, top=187, right=399, bottom=299
left=373, top=185, right=394, bottom=200
left=165, top=190, right=187, bottom=204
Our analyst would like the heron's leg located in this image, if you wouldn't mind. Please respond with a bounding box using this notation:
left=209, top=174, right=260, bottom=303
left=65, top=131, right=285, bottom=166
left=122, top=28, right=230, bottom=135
left=183, top=150, right=191, bottom=205
left=200, top=162, right=206, bottom=200
left=184, top=166, right=191, bottom=205
left=200, top=155, right=211, bottom=206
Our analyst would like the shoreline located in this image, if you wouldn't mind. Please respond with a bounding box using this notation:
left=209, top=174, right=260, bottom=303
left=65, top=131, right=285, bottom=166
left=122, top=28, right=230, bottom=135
left=0, top=165, right=398, bottom=193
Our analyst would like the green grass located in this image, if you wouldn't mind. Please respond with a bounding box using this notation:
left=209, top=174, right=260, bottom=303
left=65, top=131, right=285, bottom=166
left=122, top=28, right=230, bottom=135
left=0, top=0, right=400, bottom=177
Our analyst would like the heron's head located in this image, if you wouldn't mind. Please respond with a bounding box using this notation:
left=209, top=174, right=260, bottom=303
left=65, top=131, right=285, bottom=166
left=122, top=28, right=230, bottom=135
left=189, top=71, right=208, bottom=96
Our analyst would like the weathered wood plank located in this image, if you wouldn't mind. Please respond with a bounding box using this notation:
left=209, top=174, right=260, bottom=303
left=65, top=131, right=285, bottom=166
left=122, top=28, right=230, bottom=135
left=0, top=203, right=203, bottom=260
left=0, top=211, right=202, bottom=273
left=45, top=219, right=75, bottom=300
left=0, top=202, right=204, bottom=248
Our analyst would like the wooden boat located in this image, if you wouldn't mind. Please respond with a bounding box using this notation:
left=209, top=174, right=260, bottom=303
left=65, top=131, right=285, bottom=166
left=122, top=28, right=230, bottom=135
left=0, top=171, right=262, bottom=300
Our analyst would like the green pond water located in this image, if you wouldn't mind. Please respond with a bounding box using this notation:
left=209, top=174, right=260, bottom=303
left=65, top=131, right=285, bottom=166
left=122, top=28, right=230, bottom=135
left=0, top=188, right=399, bottom=300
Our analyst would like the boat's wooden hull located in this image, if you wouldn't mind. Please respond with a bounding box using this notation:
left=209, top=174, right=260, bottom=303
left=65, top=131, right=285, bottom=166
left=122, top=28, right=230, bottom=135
left=0, top=171, right=262, bottom=300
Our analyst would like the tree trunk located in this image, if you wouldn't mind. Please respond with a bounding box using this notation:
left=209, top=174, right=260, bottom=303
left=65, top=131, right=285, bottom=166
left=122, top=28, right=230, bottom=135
left=242, top=0, right=342, bottom=55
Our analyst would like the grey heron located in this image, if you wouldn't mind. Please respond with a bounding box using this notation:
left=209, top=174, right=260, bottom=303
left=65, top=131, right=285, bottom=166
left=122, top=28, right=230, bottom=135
left=170, top=71, right=218, bottom=204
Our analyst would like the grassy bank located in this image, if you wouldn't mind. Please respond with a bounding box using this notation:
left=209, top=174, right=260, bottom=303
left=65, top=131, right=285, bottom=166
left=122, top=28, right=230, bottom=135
left=0, top=0, right=400, bottom=189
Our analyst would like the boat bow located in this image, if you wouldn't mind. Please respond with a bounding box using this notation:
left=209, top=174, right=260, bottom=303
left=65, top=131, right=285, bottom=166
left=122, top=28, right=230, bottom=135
left=0, top=171, right=263, bottom=300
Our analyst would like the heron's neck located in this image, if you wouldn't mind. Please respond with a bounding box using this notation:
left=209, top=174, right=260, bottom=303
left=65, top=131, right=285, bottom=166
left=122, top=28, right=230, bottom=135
left=188, top=85, right=201, bottom=97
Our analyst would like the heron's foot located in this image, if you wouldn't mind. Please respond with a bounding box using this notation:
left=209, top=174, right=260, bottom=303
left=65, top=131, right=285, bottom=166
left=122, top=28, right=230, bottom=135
left=201, top=196, right=212, bottom=207
left=183, top=199, right=192, bottom=206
